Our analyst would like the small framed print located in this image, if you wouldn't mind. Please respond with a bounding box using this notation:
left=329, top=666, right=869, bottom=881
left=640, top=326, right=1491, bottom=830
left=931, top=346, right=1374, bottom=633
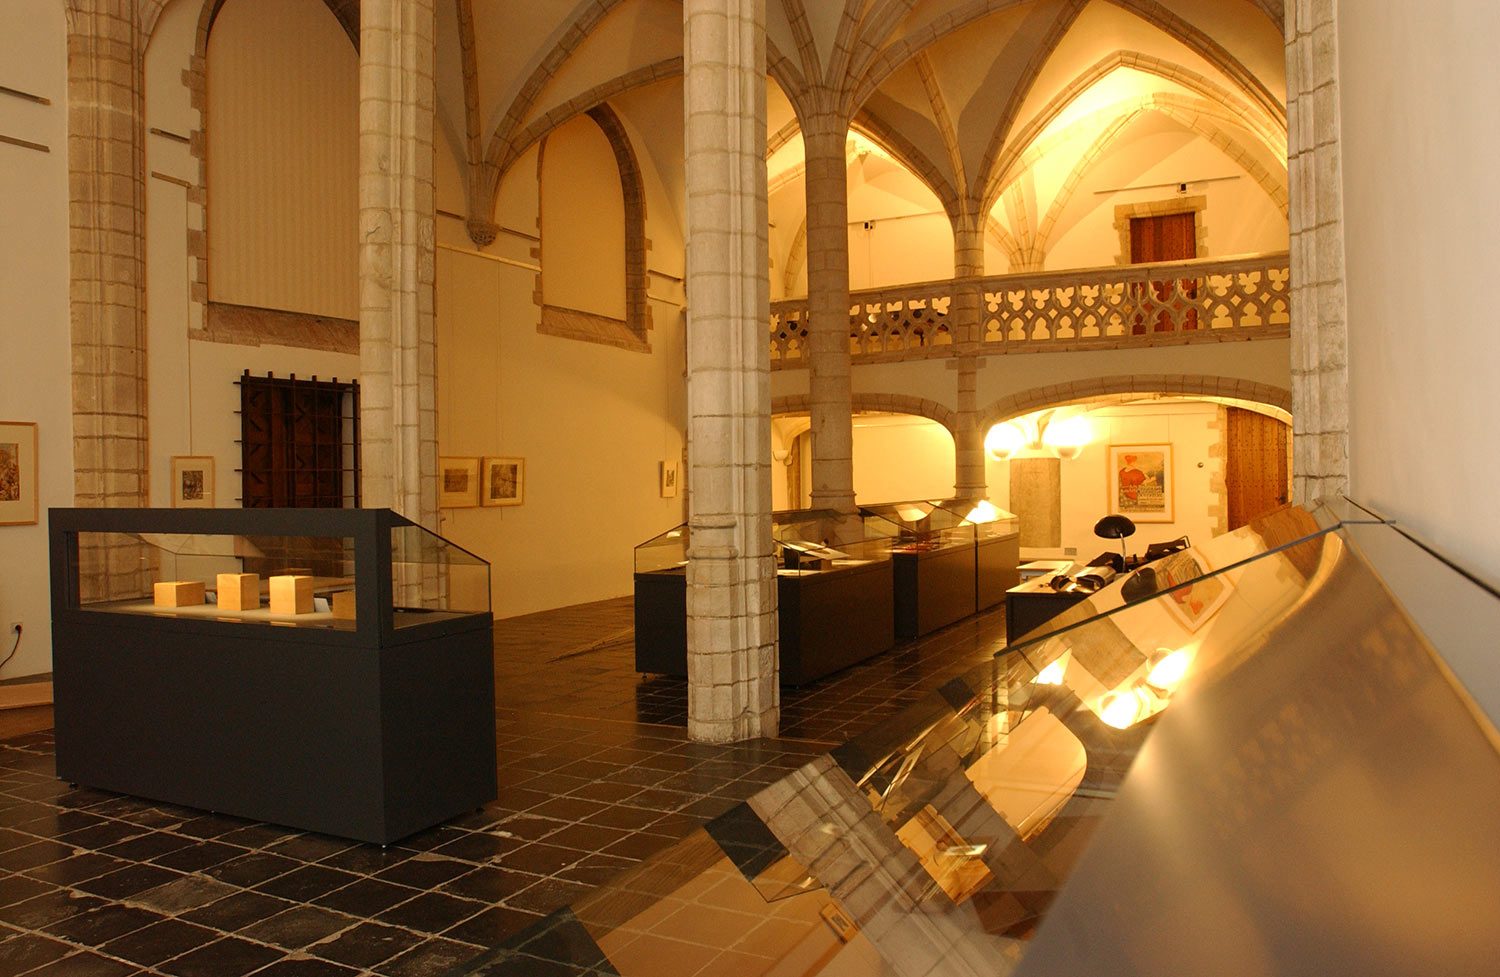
left=439, top=456, right=481, bottom=508
left=481, top=456, right=524, bottom=507
left=660, top=460, right=678, bottom=498
left=1108, top=443, right=1174, bottom=523
left=0, top=422, right=38, bottom=526
left=170, top=455, right=214, bottom=509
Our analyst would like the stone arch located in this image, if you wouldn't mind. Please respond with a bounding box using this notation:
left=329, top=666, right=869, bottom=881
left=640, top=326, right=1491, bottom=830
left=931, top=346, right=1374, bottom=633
left=983, top=52, right=1286, bottom=213
left=977, top=375, right=1292, bottom=431
left=585, top=104, right=652, bottom=343
left=773, top=394, right=958, bottom=438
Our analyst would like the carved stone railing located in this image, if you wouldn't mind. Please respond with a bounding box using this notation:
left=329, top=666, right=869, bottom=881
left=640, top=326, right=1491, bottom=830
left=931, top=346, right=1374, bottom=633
left=769, top=252, right=1290, bottom=367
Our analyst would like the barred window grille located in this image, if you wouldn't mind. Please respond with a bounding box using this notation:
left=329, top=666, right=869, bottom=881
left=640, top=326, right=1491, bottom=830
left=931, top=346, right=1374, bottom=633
left=236, top=371, right=360, bottom=507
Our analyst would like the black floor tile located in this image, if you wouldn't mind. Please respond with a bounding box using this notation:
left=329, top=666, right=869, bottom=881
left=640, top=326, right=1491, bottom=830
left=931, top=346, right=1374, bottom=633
left=97, top=917, right=221, bottom=967
left=180, top=889, right=294, bottom=932
left=156, top=936, right=284, bottom=977
left=314, top=876, right=422, bottom=917
left=308, top=919, right=425, bottom=969
left=253, top=864, right=361, bottom=902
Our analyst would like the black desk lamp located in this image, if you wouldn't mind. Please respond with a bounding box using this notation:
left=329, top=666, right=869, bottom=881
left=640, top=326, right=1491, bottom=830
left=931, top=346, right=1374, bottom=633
left=1094, top=514, right=1136, bottom=562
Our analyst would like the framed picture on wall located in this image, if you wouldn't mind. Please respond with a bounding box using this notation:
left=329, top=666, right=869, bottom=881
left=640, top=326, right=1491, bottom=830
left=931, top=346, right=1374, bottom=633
left=439, top=457, right=481, bottom=508
left=480, top=457, right=523, bottom=507
left=0, top=422, right=38, bottom=526
left=660, top=460, right=678, bottom=499
left=1108, top=443, right=1173, bottom=523
left=170, top=455, right=214, bottom=509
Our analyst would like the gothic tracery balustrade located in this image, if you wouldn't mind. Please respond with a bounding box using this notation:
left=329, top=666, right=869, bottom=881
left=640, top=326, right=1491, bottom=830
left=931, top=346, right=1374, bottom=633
left=769, top=252, right=1290, bottom=367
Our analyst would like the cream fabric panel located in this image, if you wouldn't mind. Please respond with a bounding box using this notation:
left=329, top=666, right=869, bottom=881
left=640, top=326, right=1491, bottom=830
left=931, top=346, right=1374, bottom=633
left=207, top=0, right=358, bottom=320
left=539, top=116, right=627, bottom=321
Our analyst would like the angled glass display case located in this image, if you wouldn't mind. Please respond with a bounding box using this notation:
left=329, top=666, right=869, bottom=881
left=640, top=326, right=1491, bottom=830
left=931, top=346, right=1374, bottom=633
left=861, top=498, right=1021, bottom=637
left=472, top=498, right=1500, bottom=977
left=633, top=511, right=896, bottom=684
left=48, top=507, right=497, bottom=844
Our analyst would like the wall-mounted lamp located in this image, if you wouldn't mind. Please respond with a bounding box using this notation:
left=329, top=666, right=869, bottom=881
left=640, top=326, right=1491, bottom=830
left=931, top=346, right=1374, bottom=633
left=984, top=411, right=1092, bottom=461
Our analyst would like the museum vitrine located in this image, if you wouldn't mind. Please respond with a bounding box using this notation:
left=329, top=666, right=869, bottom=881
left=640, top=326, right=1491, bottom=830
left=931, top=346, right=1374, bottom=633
left=861, top=499, right=1021, bottom=637
left=48, top=507, right=497, bottom=844
left=470, top=497, right=1500, bottom=977
left=633, top=511, right=896, bottom=684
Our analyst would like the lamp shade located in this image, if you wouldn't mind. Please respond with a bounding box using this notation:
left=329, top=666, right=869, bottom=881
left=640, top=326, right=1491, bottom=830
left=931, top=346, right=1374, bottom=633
left=1094, top=515, right=1136, bottom=540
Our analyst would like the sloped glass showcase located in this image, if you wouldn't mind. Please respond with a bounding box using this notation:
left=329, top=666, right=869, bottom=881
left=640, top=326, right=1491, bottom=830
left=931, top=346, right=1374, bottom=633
left=48, top=507, right=497, bottom=844
left=471, top=498, right=1500, bottom=977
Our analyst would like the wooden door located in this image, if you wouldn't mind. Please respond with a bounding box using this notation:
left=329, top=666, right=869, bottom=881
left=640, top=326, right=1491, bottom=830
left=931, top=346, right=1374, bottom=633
left=1225, top=407, right=1289, bottom=530
left=1130, top=212, right=1198, bottom=333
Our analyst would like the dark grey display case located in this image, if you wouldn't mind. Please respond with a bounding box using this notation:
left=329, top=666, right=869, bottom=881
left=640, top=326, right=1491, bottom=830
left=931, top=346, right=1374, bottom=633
left=633, top=511, right=895, bottom=685
left=862, top=499, right=1021, bottom=637
left=48, top=507, right=497, bottom=845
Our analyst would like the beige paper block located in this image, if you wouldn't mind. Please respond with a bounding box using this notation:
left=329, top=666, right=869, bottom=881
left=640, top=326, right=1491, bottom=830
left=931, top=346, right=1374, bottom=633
left=216, top=573, right=260, bottom=611
left=153, top=581, right=205, bottom=608
left=269, top=575, right=314, bottom=615
left=331, top=590, right=356, bottom=621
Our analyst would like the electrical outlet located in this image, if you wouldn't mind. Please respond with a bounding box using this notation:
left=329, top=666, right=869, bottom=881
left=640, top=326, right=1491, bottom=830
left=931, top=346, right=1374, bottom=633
left=6, top=621, right=20, bottom=637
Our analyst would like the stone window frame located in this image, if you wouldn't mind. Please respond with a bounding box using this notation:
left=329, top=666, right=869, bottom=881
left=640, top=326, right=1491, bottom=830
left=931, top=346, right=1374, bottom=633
left=534, top=105, right=653, bottom=354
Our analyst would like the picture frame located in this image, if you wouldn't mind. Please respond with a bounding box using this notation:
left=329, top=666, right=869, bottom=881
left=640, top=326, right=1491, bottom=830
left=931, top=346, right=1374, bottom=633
left=480, top=456, right=523, bottom=507
left=0, top=421, right=38, bottom=526
left=1108, top=443, right=1173, bottom=523
left=659, top=460, right=678, bottom=498
left=170, top=455, right=215, bottom=509
left=1154, top=549, right=1233, bottom=632
left=439, top=456, right=482, bottom=508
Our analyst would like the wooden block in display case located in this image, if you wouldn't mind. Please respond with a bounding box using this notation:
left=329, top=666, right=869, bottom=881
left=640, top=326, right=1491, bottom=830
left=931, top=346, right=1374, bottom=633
left=331, top=590, right=356, bottom=620
left=216, top=573, right=260, bottom=611
left=153, top=581, right=205, bottom=608
left=269, top=575, right=314, bottom=615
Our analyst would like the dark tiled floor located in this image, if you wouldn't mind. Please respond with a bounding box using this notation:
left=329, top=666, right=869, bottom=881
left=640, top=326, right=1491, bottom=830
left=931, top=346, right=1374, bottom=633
left=0, top=596, right=1010, bottom=976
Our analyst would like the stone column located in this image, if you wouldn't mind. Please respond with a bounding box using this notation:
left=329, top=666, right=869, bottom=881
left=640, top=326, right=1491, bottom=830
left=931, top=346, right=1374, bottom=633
left=683, top=0, right=778, bottom=743
left=951, top=212, right=987, bottom=500
left=359, top=0, right=439, bottom=530
left=1286, top=0, right=1349, bottom=503
left=68, top=1, right=150, bottom=600
left=802, top=112, right=856, bottom=516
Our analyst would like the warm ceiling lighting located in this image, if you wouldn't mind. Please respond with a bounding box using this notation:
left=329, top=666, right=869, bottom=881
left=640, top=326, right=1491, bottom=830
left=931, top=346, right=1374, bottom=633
left=1098, top=687, right=1152, bottom=729
left=1033, top=658, right=1067, bottom=686
left=985, top=411, right=1092, bottom=461
left=1042, top=415, right=1092, bottom=460
left=984, top=422, right=1026, bottom=461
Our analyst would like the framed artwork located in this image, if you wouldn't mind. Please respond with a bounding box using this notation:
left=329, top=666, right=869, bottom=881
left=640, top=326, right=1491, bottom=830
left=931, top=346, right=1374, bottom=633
left=480, top=456, right=523, bottom=507
left=660, top=460, right=678, bottom=498
left=170, top=455, right=214, bottom=509
left=1154, top=549, right=1232, bottom=632
left=0, top=422, right=38, bottom=526
left=1108, top=443, right=1173, bottom=523
left=439, top=457, right=481, bottom=508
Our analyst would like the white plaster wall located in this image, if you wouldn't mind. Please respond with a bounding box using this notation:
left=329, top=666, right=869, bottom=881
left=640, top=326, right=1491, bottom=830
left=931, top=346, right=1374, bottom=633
left=436, top=156, right=686, bottom=619
left=0, top=0, right=69, bottom=677
left=1054, top=402, right=1221, bottom=559
left=1338, top=0, right=1500, bottom=588
left=850, top=417, right=956, bottom=504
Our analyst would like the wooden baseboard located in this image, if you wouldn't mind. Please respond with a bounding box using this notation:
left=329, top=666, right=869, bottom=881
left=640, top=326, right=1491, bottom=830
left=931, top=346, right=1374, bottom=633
left=0, top=681, right=52, bottom=710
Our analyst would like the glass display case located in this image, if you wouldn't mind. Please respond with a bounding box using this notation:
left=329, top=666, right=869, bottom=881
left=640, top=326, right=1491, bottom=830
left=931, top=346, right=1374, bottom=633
left=473, top=497, right=1500, bottom=977
left=633, top=512, right=897, bottom=684
left=861, top=498, right=1022, bottom=636
left=48, top=507, right=497, bottom=844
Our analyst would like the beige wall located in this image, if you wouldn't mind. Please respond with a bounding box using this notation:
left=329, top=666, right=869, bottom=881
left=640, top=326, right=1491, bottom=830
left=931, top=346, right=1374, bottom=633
left=206, top=0, right=358, bottom=320
left=1339, top=0, right=1500, bottom=588
left=851, top=416, right=957, bottom=504
left=0, top=0, right=69, bottom=677
left=540, top=115, right=628, bottom=320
